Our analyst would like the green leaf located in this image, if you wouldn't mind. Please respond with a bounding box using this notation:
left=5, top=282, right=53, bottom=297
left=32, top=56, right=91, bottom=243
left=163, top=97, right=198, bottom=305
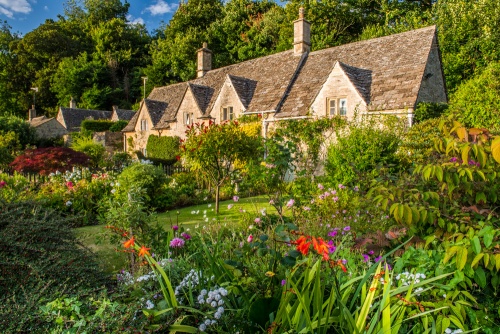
left=474, top=267, right=487, bottom=288
left=471, top=253, right=484, bottom=268
left=456, top=247, right=468, bottom=271
left=483, top=233, right=494, bottom=248
left=259, top=235, right=269, bottom=242
left=461, top=145, right=470, bottom=165
left=471, top=236, right=481, bottom=255
left=435, top=165, right=443, bottom=182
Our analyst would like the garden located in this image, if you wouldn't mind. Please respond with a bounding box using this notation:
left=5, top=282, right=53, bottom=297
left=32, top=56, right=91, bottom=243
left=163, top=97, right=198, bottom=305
left=1, top=108, right=500, bottom=333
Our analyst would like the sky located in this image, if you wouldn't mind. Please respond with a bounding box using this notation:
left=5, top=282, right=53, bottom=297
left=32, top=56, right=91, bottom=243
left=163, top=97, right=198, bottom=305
left=1, top=0, right=178, bottom=35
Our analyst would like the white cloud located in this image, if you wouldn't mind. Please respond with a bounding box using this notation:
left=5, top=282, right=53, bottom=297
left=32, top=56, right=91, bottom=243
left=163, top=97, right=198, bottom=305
left=144, top=0, right=177, bottom=16
left=44, top=6, right=48, bottom=11
left=0, top=0, right=32, bottom=18
left=126, top=14, right=145, bottom=25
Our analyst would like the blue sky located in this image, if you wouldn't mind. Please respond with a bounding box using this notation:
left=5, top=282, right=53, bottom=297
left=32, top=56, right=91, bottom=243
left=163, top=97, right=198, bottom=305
left=1, top=0, right=178, bottom=35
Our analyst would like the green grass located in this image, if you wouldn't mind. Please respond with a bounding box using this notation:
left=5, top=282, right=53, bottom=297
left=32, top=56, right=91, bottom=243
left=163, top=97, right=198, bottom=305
left=76, top=195, right=278, bottom=273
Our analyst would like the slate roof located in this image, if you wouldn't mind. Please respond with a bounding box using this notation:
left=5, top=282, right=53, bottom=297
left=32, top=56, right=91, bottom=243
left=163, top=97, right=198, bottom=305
left=112, top=107, right=136, bottom=121
left=276, top=26, right=437, bottom=118
left=123, top=25, right=438, bottom=129
left=29, top=116, right=53, bottom=127
left=58, top=108, right=112, bottom=132
left=228, top=75, right=258, bottom=109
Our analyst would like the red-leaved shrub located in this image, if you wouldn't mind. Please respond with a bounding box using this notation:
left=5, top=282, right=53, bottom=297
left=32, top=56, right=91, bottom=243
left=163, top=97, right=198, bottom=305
left=9, top=147, right=91, bottom=175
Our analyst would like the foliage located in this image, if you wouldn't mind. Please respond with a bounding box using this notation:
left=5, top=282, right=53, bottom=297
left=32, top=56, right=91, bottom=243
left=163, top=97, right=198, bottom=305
left=81, top=119, right=114, bottom=132
left=0, top=115, right=37, bottom=148
left=0, top=200, right=110, bottom=332
left=70, top=132, right=106, bottom=167
left=449, top=62, right=500, bottom=130
left=181, top=120, right=261, bottom=213
left=9, top=147, right=91, bottom=175
left=397, top=117, right=444, bottom=165
left=0, top=131, right=20, bottom=169
left=115, top=162, right=169, bottom=210
left=414, top=102, right=449, bottom=124
left=109, top=119, right=129, bottom=132
left=325, top=116, right=404, bottom=187
left=146, top=135, right=180, bottom=166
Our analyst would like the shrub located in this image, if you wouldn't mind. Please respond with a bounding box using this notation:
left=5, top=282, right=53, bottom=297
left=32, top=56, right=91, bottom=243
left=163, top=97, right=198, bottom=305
left=325, top=119, right=402, bottom=186
left=109, top=120, right=129, bottom=132
left=116, top=162, right=170, bottom=210
left=0, top=201, right=110, bottom=332
left=146, top=135, right=180, bottom=165
left=413, top=102, right=448, bottom=123
left=70, top=134, right=106, bottom=167
left=0, top=115, right=37, bottom=148
left=449, top=61, right=500, bottom=130
left=397, top=117, right=443, bottom=165
left=81, top=119, right=114, bottom=132
left=9, top=147, right=91, bottom=175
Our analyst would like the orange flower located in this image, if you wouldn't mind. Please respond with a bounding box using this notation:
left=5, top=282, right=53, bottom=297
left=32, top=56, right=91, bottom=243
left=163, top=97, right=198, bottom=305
left=313, top=237, right=330, bottom=260
left=123, top=237, right=135, bottom=248
left=295, top=236, right=311, bottom=255
left=138, top=246, right=151, bottom=257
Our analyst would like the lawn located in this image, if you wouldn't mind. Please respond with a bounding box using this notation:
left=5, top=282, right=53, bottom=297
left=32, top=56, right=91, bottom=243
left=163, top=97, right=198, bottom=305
left=76, top=195, right=278, bottom=273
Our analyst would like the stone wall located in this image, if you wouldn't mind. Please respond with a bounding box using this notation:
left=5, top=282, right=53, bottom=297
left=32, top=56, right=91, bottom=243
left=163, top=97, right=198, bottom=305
left=416, top=35, right=448, bottom=104
left=35, top=119, right=67, bottom=139
left=211, top=79, right=245, bottom=123
left=93, top=131, right=123, bottom=152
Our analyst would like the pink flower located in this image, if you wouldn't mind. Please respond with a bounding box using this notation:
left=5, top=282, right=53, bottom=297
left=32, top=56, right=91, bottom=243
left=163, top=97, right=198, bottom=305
left=228, top=204, right=234, bottom=209
left=303, top=206, right=311, bottom=211
left=318, top=183, right=324, bottom=190
left=66, top=181, right=74, bottom=189
left=181, top=232, right=191, bottom=240
left=338, top=184, right=346, bottom=189
left=286, top=199, right=295, bottom=208
left=0, top=181, right=6, bottom=188
left=269, top=199, right=275, bottom=205
left=254, top=218, right=261, bottom=223
left=172, top=225, right=179, bottom=231
left=333, top=196, right=339, bottom=202
left=233, top=196, right=239, bottom=202
left=170, top=237, right=185, bottom=248
left=247, top=235, right=253, bottom=243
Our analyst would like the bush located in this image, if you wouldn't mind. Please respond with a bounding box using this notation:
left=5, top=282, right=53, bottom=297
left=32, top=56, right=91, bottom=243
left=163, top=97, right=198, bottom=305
left=449, top=61, right=500, bottom=130
left=0, top=201, right=110, bottom=332
left=109, top=120, right=129, bottom=132
left=413, top=102, right=448, bottom=123
left=70, top=134, right=106, bottom=167
left=146, top=135, right=180, bottom=165
left=0, top=115, right=37, bottom=148
left=81, top=119, right=114, bottom=132
left=325, top=120, right=402, bottom=186
left=116, top=162, right=170, bottom=210
left=9, top=147, right=91, bottom=175
left=397, top=117, right=443, bottom=165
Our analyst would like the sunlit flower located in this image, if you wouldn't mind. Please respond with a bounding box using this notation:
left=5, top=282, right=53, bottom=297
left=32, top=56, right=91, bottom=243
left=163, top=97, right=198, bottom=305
left=227, top=204, right=233, bottom=209
left=172, top=225, right=179, bottom=231
left=286, top=199, right=295, bottom=208
left=295, top=236, right=311, bottom=255
left=233, top=196, right=239, bottom=202
left=313, top=237, right=330, bottom=260
left=254, top=218, right=261, bottom=224
left=181, top=232, right=191, bottom=240
left=123, top=237, right=135, bottom=248
left=247, top=235, right=253, bottom=243
left=138, top=246, right=151, bottom=257
left=318, top=183, right=324, bottom=190
left=0, top=181, right=6, bottom=188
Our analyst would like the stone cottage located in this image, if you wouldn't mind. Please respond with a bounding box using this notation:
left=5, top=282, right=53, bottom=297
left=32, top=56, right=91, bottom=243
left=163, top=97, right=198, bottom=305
left=122, top=8, right=447, bottom=153
left=28, top=106, right=68, bottom=140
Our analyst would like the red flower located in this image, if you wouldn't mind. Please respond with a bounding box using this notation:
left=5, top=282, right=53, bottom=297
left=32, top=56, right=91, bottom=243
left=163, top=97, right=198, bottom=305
left=123, top=237, right=135, bottom=248
left=176, top=155, right=180, bottom=161
left=313, top=237, right=330, bottom=260
left=295, top=236, right=311, bottom=255
left=138, top=246, right=151, bottom=257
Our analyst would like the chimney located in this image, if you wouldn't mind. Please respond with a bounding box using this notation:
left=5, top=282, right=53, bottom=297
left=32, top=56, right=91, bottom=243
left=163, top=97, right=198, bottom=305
left=197, top=42, right=212, bottom=78
left=28, top=105, right=36, bottom=121
left=293, top=7, right=311, bottom=55
left=70, top=97, right=76, bottom=109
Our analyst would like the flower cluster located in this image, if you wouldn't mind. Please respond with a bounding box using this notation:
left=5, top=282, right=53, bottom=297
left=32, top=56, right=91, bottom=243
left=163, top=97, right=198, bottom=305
left=294, top=235, right=330, bottom=260
left=196, top=287, right=228, bottom=331
left=395, top=272, right=426, bottom=295
left=444, top=328, right=463, bottom=334
left=175, top=269, right=201, bottom=296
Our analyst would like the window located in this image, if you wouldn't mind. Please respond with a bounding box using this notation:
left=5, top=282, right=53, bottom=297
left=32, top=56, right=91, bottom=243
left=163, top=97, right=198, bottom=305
left=327, top=98, right=347, bottom=117
left=184, top=112, right=194, bottom=125
left=221, top=106, right=234, bottom=121
left=140, top=119, right=148, bottom=131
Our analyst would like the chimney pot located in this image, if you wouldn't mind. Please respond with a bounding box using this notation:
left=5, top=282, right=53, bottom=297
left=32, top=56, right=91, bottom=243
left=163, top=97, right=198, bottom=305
left=28, top=105, right=36, bottom=121
left=197, top=43, right=212, bottom=78
left=70, top=97, right=76, bottom=109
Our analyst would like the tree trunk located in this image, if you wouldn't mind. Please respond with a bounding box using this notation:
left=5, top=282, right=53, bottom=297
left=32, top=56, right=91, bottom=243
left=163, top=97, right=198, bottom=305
left=215, top=184, right=220, bottom=214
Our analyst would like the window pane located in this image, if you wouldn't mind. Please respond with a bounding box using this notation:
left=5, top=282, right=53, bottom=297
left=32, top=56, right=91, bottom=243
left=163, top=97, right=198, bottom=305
left=339, top=99, right=347, bottom=116
left=222, top=107, right=227, bottom=121
left=329, top=99, right=336, bottom=116
left=229, top=107, right=234, bottom=120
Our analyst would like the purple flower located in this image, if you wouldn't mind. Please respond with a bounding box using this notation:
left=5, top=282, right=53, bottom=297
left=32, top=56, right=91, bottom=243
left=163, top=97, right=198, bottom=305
left=328, top=240, right=336, bottom=253
left=341, top=259, right=347, bottom=264
left=172, top=225, right=179, bottom=231
left=170, top=237, right=185, bottom=248
left=354, top=186, right=359, bottom=192
left=450, top=157, right=458, bottom=163
left=324, top=191, right=330, bottom=197
left=319, top=194, right=325, bottom=200
left=362, top=254, right=370, bottom=263
left=303, top=206, right=311, bottom=211
left=233, top=196, right=239, bottom=202
left=286, top=199, right=295, bottom=208
left=374, top=256, right=383, bottom=262
left=343, top=226, right=351, bottom=231
left=333, top=196, right=339, bottom=202
left=181, top=232, right=191, bottom=240
left=368, top=250, right=374, bottom=255
left=281, top=279, right=286, bottom=286
left=338, top=184, right=346, bottom=189
left=328, top=230, right=338, bottom=238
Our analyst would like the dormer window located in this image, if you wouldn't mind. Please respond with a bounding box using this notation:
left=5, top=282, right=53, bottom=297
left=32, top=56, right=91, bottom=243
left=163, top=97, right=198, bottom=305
left=140, top=119, right=148, bottom=131
left=327, top=98, right=347, bottom=117
left=221, top=106, right=234, bottom=121
left=184, top=112, right=194, bottom=125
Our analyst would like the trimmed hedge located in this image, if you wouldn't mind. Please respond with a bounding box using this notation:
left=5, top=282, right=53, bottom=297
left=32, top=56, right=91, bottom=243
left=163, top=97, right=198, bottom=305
left=81, top=120, right=114, bottom=132
left=109, top=120, right=129, bottom=132
left=146, top=135, right=180, bottom=166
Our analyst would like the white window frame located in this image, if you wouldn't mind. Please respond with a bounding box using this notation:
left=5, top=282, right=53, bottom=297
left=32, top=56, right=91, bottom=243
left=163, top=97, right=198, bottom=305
left=221, top=106, right=234, bottom=121
left=140, top=119, right=148, bottom=131
left=184, top=112, right=194, bottom=125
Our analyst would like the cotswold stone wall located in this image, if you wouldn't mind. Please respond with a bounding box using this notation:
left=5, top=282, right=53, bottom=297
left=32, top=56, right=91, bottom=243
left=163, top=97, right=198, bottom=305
left=93, top=131, right=123, bottom=152
left=34, top=119, right=67, bottom=139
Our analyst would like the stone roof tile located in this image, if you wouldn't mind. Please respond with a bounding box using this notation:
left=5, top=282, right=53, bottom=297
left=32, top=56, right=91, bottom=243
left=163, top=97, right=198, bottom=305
left=59, top=108, right=112, bottom=132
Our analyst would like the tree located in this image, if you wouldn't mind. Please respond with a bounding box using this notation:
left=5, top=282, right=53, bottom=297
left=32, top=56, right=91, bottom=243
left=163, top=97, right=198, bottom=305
left=9, top=147, right=91, bottom=175
left=181, top=121, right=260, bottom=213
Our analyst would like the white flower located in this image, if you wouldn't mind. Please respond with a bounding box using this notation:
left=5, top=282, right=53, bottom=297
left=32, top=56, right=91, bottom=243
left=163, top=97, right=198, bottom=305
left=208, top=204, right=212, bottom=207
left=445, top=328, right=452, bottom=334
left=205, top=319, right=211, bottom=326
left=443, top=294, right=446, bottom=298
left=217, top=306, right=224, bottom=313
left=65, top=201, right=72, bottom=206
left=111, top=189, right=116, bottom=194
left=211, top=301, right=217, bottom=307
left=145, top=300, right=154, bottom=309
left=199, top=323, right=206, bottom=331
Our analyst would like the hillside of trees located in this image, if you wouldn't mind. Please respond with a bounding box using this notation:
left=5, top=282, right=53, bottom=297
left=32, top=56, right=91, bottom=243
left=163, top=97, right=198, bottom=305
left=1, top=0, right=499, bottom=127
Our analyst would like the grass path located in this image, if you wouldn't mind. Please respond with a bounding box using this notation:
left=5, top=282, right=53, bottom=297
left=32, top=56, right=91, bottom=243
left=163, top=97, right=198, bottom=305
left=76, top=195, right=277, bottom=273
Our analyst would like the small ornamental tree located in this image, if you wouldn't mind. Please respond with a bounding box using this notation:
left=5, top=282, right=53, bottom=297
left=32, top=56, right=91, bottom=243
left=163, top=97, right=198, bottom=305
left=181, top=120, right=261, bottom=213
left=9, top=147, right=91, bottom=175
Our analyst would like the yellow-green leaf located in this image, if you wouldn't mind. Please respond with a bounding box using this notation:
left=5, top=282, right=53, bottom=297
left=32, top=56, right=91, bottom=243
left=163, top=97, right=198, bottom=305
left=461, top=146, right=470, bottom=165
left=456, top=247, right=468, bottom=271
left=435, top=165, right=443, bottom=182
left=456, top=127, right=468, bottom=142
left=495, top=254, right=500, bottom=271
left=491, top=137, right=500, bottom=164
left=471, top=253, right=484, bottom=268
